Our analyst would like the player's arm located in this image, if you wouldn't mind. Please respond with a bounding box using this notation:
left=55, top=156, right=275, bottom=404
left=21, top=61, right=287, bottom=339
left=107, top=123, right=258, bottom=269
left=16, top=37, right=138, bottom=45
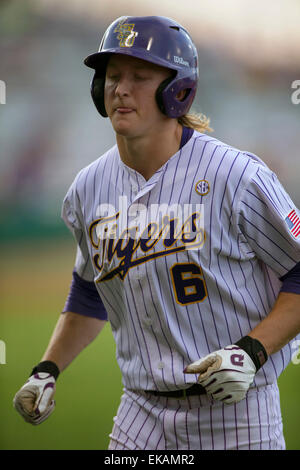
left=249, top=291, right=300, bottom=356
left=48, top=269, right=109, bottom=372
left=236, top=164, right=300, bottom=357
left=248, top=261, right=300, bottom=355
left=40, top=311, right=106, bottom=372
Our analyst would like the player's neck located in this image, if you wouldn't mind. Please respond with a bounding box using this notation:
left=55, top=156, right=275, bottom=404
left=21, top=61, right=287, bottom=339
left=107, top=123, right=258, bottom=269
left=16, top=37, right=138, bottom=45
left=116, top=123, right=183, bottom=181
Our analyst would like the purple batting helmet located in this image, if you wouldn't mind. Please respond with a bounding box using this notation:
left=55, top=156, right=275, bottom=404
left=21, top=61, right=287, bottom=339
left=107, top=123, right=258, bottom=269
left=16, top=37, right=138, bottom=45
left=84, top=16, right=199, bottom=118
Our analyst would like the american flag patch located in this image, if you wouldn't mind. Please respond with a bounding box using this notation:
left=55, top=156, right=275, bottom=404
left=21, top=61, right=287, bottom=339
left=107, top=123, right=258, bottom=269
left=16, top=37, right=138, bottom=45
left=285, top=209, right=300, bottom=239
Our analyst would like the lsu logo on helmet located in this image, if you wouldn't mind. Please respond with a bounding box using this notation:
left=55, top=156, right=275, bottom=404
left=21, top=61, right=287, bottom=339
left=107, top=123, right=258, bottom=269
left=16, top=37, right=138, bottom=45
left=114, top=21, right=138, bottom=47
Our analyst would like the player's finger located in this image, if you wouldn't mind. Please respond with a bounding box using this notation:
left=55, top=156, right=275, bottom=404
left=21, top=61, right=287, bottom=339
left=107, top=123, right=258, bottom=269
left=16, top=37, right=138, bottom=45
left=220, top=392, right=246, bottom=404
left=183, top=354, right=219, bottom=375
left=32, top=400, right=56, bottom=425
left=13, top=385, right=39, bottom=416
left=20, top=400, right=56, bottom=425
left=197, top=369, right=235, bottom=387
left=13, top=399, right=33, bottom=421
left=34, top=383, right=56, bottom=415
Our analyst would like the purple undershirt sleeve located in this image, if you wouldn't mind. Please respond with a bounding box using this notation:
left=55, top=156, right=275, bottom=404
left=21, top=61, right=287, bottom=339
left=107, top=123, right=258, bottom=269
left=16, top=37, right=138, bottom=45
left=63, top=270, right=108, bottom=320
left=280, top=261, right=300, bottom=294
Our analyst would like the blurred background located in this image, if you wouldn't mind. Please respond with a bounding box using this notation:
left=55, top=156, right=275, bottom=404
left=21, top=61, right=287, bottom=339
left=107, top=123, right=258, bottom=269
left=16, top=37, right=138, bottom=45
left=0, top=0, right=299, bottom=450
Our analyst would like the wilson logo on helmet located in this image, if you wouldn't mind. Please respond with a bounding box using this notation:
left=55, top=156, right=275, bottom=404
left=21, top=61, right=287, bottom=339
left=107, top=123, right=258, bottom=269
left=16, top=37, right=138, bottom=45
left=174, top=56, right=189, bottom=67
left=114, top=21, right=138, bottom=48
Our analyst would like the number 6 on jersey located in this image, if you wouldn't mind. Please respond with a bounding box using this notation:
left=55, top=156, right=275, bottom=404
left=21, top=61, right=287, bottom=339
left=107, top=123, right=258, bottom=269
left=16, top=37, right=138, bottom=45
left=170, top=262, right=207, bottom=305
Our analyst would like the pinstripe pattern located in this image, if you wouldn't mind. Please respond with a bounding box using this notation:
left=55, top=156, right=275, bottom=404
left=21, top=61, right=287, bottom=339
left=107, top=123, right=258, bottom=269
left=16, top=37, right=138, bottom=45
left=61, top=131, right=300, bottom=448
left=108, top=384, right=285, bottom=450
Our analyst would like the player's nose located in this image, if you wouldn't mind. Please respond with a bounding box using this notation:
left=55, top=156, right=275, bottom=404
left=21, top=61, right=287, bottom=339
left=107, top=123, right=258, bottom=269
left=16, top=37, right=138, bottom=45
left=114, top=75, right=132, bottom=97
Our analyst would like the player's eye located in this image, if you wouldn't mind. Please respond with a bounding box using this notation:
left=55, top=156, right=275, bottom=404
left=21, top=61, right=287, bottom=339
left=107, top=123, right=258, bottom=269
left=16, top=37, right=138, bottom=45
left=134, top=73, right=149, bottom=81
left=107, top=74, right=119, bottom=81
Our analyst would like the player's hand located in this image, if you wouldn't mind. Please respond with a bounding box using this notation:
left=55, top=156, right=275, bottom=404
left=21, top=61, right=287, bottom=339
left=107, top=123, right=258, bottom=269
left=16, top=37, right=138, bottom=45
left=184, top=345, right=256, bottom=404
left=13, top=373, right=56, bottom=425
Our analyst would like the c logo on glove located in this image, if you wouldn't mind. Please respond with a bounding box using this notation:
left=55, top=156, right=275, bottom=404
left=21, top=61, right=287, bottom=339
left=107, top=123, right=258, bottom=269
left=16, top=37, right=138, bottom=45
left=230, top=354, right=244, bottom=367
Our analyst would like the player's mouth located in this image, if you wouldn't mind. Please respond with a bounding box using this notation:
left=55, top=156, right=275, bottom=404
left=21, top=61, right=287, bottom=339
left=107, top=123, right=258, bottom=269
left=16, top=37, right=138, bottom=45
left=115, top=107, right=135, bottom=114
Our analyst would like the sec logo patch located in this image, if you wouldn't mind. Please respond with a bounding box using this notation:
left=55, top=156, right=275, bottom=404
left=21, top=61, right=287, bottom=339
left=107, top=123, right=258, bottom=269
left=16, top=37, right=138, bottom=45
left=195, top=180, right=210, bottom=196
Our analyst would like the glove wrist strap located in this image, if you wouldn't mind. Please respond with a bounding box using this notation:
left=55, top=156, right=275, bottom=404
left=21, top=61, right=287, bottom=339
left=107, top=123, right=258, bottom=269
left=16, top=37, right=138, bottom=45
left=30, top=360, right=60, bottom=381
left=235, top=336, right=268, bottom=371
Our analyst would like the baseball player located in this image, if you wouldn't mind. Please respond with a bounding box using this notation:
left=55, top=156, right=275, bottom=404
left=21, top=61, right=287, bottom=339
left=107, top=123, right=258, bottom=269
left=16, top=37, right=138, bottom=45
left=14, top=16, right=300, bottom=450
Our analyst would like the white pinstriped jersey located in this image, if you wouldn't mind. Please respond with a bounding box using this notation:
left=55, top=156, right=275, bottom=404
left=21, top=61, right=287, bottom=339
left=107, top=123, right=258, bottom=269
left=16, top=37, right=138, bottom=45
left=62, top=131, right=300, bottom=392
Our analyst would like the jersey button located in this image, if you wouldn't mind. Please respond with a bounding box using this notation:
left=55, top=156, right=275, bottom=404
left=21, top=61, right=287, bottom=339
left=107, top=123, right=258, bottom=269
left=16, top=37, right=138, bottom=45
left=143, top=317, right=152, bottom=327
left=157, top=361, right=164, bottom=370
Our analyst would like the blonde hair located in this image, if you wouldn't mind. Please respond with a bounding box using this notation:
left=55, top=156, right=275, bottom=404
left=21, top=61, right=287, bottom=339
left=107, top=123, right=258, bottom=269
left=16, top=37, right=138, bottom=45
left=178, top=112, right=213, bottom=133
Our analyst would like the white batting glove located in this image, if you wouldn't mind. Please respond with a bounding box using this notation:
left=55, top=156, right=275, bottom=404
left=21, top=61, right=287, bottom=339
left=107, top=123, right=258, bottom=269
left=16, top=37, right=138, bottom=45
left=184, top=345, right=257, bottom=404
left=13, top=372, right=56, bottom=425
left=14, top=361, right=60, bottom=425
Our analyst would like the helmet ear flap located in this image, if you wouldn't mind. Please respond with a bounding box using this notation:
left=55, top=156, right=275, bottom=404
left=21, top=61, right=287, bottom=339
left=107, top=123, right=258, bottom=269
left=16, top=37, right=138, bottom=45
left=91, top=72, right=107, bottom=117
left=155, top=75, right=175, bottom=116
left=156, top=72, right=193, bottom=118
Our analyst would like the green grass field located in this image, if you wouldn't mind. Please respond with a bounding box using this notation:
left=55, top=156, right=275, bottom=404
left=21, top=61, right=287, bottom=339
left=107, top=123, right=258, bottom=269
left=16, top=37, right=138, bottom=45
left=1, top=239, right=299, bottom=449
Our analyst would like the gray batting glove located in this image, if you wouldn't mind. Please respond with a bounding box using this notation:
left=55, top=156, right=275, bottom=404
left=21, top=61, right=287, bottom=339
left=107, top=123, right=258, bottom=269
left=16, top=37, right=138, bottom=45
left=13, top=372, right=56, bottom=425
left=184, top=345, right=256, bottom=404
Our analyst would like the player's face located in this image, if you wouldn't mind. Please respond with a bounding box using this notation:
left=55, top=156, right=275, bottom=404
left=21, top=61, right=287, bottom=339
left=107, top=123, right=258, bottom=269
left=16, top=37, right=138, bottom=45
left=104, top=54, right=172, bottom=138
